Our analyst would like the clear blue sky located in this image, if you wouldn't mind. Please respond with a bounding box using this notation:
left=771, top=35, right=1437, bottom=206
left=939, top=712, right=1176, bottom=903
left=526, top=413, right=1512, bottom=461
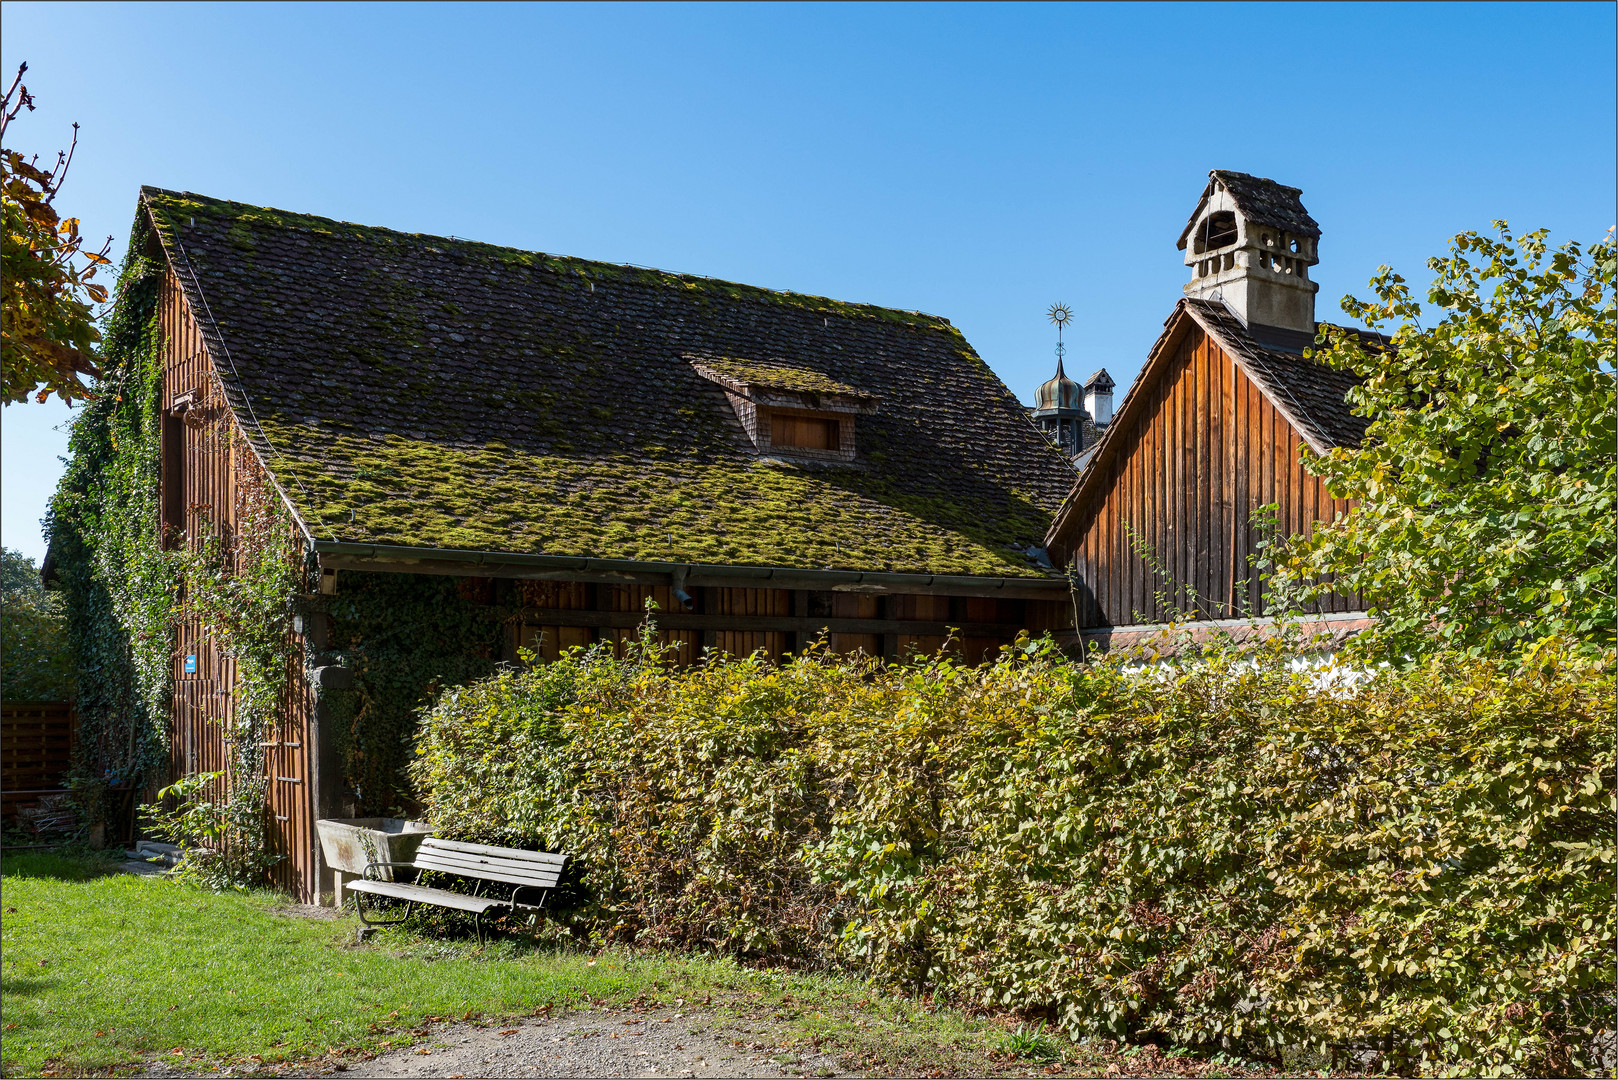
left=3, top=1, right=1613, bottom=564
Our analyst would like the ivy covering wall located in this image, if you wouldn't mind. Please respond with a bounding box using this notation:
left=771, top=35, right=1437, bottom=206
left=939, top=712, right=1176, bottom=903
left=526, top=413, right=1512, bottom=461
left=45, top=218, right=172, bottom=814
left=325, top=572, right=507, bottom=815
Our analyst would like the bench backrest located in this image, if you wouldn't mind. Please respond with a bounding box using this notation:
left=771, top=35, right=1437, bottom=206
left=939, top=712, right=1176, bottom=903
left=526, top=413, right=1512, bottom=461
left=414, top=838, right=568, bottom=889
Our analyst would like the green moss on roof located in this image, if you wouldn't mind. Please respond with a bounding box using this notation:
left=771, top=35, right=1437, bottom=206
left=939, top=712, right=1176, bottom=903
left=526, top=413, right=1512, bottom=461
left=691, top=357, right=872, bottom=398
left=263, top=426, right=1055, bottom=577
left=140, top=186, right=1077, bottom=579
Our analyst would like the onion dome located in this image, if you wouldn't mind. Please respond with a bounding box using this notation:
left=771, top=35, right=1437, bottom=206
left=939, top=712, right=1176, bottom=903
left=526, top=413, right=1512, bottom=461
left=1034, top=358, right=1084, bottom=414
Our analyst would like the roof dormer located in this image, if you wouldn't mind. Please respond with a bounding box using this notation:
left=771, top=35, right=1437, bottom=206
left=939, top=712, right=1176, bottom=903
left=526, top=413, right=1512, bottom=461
left=687, top=355, right=879, bottom=463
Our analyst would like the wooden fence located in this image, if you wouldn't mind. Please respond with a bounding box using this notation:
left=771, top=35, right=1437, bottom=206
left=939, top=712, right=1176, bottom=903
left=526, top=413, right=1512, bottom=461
left=1, top=701, right=77, bottom=822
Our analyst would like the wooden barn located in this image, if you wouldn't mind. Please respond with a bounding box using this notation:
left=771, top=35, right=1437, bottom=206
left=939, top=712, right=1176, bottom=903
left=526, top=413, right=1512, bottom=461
left=1044, top=171, right=1381, bottom=639
left=124, top=186, right=1077, bottom=900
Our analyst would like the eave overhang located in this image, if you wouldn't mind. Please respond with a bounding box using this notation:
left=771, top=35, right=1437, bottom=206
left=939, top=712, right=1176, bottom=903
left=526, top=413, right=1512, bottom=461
left=313, top=540, right=1068, bottom=601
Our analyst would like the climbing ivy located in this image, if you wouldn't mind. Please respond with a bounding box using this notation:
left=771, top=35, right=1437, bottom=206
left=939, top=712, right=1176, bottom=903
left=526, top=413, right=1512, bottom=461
left=163, top=458, right=301, bottom=885
left=45, top=210, right=305, bottom=874
left=325, top=572, right=508, bottom=815
left=45, top=215, right=173, bottom=821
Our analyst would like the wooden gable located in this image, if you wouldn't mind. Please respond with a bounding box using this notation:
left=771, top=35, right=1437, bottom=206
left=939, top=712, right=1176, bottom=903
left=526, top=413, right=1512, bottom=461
left=1046, top=306, right=1361, bottom=628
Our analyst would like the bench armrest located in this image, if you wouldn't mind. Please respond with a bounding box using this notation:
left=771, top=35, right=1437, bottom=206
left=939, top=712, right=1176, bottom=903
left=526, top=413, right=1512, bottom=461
left=362, top=860, right=419, bottom=882
left=509, top=884, right=550, bottom=910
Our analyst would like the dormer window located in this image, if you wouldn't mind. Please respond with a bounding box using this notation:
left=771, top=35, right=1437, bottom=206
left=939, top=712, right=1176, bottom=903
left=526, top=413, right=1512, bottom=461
left=686, top=355, right=878, bottom=463
left=771, top=413, right=838, bottom=451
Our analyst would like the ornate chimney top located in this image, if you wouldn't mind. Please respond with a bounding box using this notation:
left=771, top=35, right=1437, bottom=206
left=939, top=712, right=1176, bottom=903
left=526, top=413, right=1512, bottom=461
left=1177, top=170, right=1320, bottom=334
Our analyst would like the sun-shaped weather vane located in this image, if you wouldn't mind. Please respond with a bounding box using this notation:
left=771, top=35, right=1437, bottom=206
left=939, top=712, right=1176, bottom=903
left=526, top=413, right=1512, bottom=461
left=1048, top=303, right=1072, bottom=360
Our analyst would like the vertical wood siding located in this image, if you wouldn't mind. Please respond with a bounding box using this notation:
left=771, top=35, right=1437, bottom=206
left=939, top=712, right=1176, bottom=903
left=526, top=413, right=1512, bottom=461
left=159, top=268, right=319, bottom=901
left=513, top=587, right=1074, bottom=667
left=1067, top=328, right=1358, bottom=627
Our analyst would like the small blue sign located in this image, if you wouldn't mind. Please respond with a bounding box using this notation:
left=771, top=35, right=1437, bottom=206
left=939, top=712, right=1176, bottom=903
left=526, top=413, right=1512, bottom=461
left=183, top=654, right=197, bottom=674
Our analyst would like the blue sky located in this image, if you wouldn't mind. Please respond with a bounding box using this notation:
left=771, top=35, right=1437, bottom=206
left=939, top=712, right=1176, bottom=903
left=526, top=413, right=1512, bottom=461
left=3, top=1, right=1613, bottom=563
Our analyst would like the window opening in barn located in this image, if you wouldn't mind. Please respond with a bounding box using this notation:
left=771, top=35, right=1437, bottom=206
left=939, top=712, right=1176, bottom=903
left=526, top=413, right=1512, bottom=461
left=772, top=413, right=837, bottom=451
left=161, top=411, right=185, bottom=548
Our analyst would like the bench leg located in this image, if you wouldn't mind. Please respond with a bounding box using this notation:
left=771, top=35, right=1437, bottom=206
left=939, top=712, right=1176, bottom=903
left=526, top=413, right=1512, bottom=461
left=354, top=891, right=415, bottom=929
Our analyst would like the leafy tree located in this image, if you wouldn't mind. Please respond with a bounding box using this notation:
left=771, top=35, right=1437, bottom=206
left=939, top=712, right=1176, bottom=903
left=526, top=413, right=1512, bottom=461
left=1274, top=222, right=1616, bottom=662
left=1, top=546, right=75, bottom=702
left=1, top=62, right=111, bottom=405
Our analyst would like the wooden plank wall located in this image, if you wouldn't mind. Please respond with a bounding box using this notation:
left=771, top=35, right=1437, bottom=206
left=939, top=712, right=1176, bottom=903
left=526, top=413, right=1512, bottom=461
left=0, top=702, right=76, bottom=821
left=513, top=585, right=1073, bottom=666
left=1067, top=328, right=1358, bottom=627
left=159, top=267, right=319, bottom=901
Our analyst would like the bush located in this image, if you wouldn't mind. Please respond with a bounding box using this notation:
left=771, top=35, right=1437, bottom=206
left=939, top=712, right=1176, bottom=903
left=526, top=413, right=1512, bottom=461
left=138, top=771, right=282, bottom=891
left=412, top=633, right=1613, bottom=1077
left=1, top=546, right=75, bottom=702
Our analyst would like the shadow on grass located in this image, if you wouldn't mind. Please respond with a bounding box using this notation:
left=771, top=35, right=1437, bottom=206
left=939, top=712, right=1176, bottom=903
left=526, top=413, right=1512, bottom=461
left=0, top=849, right=123, bottom=882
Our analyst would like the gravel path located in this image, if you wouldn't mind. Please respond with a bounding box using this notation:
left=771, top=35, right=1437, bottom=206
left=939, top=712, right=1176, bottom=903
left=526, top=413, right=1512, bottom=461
left=348, top=1009, right=850, bottom=1079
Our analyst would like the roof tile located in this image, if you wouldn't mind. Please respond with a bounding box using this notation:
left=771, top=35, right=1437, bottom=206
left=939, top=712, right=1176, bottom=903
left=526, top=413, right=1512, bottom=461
left=143, top=187, right=1073, bottom=578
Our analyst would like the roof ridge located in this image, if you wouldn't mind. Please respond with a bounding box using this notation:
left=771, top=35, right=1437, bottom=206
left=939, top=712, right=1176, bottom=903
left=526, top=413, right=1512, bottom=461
left=140, top=187, right=957, bottom=333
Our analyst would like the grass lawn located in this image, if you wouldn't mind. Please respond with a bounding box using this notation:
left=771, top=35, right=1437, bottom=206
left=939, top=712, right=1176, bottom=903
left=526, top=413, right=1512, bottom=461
left=1, top=851, right=1286, bottom=1078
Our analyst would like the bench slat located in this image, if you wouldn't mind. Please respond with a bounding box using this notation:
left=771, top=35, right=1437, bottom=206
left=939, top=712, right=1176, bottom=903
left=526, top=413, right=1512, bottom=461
left=347, top=879, right=507, bottom=914
left=413, top=851, right=562, bottom=888
left=421, top=838, right=568, bottom=868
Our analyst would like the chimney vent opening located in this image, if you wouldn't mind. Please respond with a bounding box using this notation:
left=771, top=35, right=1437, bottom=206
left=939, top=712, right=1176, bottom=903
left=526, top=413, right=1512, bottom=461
left=1196, top=210, right=1239, bottom=253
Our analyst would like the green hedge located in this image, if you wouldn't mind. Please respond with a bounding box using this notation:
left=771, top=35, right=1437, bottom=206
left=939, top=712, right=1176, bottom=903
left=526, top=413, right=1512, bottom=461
left=412, top=634, right=1614, bottom=1076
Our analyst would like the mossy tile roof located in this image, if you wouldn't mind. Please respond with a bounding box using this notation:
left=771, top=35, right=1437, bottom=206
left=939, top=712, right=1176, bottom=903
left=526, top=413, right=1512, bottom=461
left=142, top=187, right=1075, bottom=578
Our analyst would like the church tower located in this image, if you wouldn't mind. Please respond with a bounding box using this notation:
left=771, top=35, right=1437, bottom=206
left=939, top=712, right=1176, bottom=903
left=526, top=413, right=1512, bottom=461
left=1032, top=355, right=1087, bottom=457
left=1030, top=303, right=1104, bottom=463
left=1177, top=170, right=1320, bottom=334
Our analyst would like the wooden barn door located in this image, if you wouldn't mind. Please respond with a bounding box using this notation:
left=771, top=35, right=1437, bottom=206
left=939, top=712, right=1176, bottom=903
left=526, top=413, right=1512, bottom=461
left=262, top=686, right=315, bottom=901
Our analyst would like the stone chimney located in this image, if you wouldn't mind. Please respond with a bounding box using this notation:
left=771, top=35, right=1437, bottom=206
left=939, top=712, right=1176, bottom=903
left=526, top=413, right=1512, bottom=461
left=1082, top=369, right=1114, bottom=428
left=1177, top=170, right=1320, bottom=334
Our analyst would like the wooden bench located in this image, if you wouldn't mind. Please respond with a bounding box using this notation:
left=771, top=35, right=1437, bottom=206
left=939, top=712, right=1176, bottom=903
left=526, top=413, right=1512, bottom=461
left=346, top=838, right=569, bottom=945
